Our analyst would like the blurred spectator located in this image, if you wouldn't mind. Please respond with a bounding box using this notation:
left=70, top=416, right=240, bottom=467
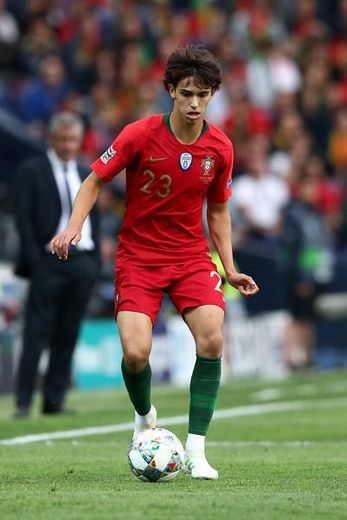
left=231, top=137, right=289, bottom=244
left=64, top=9, right=100, bottom=94
left=221, top=92, right=272, bottom=172
left=270, top=128, right=312, bottom=188
left=337, top=184, right=347, bottom=249
left=328, top=107, right=347, bottom=176
left=230, top=0, right=287, bottom=59
left=134, top=74, right=163, bottom=119
left=94, top=48, right=117, bottom=87
left=272, top=110, right=306, bottom=155
left=335, top=0, right=347, bottom=35
left=291, top=0, right=329, bottom=41
left=19, top=15, right=60, bottom=75
left=278, top=171, right=333, bottom=369
left=246, top=38, right=301, bottom=110
left=106, top=3, right=155, bottom=63
left=0, top=0, right=19, bottom=70
left=98, top=184, right=123, bottom=240
left=301, top=155, right=343, bottom=231
left=17, top=54, right=72, bottom=136
left=299, top=56, right=333, bottom=157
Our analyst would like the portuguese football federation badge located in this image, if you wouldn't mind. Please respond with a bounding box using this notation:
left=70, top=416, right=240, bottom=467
left=201, top=154, right=215, bottom=176
left=199, top=154, right=216, bottom=184
left=180, top=152, right=192, bottom=171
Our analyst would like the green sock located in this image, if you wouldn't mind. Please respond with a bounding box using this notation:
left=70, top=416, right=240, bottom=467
left=189, top=355, right=221, bottom=436
left=121, top=358, right=152, bottom=416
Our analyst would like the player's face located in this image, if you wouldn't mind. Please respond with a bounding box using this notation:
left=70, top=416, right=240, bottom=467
left=49, top=125, right=83, bottom=162
left=169, top=77, right=213, bottom=125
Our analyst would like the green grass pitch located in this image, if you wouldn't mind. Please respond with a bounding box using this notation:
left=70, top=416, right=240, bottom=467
left=1, top=369, right=347, bottom=520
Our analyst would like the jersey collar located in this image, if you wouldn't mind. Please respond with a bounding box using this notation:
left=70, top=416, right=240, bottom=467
left=163, top=113, right=208, bottom=142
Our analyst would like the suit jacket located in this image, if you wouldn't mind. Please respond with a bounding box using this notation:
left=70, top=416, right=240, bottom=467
left=14, top=154, right=100, bottom=278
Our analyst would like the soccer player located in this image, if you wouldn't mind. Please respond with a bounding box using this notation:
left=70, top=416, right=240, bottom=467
left=51, top=46, right=259, bottom=479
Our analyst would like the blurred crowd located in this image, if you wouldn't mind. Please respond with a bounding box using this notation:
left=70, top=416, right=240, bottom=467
left=1, top=0, right=347, bottom=367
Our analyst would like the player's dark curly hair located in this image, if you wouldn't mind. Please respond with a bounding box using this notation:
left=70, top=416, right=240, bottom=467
left=163, top=46, right=222, bottom=93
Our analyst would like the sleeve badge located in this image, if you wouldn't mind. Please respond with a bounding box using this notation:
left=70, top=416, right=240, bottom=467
left=100, top=145, right=116, bottom=164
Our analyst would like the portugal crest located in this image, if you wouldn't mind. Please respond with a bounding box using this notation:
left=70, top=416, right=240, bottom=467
left=201, top=154, right=215, bottom=176
left=179, top=152, right=193, bottom=171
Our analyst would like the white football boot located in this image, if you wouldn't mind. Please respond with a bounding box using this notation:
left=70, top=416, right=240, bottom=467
left=133, top=404, right=157, bottom=438
left=183, top=452, right=219, bottom=480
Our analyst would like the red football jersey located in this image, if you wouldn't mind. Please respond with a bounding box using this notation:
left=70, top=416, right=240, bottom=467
left=91, top=114, right=234, bottom=265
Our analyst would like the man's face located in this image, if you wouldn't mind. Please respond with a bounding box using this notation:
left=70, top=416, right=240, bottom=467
left=49, top=125, right=83, bottom=162
left=169, top=77, right=213, bottom=124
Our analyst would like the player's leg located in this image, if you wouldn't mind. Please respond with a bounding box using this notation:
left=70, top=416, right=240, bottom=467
left=117, top=311, right=157, bottom=436
left=169, top=258, right=225, bottom=478
left=182, top=304, right=224, bottom=479
left=114, top=265, right=165, bottom=435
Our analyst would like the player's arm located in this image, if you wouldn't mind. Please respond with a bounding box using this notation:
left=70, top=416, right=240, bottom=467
left=51, top=171, right=104, bottom=260
left=207, top=200, right=259, bottom=297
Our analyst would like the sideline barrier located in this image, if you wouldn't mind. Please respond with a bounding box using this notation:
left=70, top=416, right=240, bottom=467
left=224, top=311, right=290, bottom=379
left=73, top=320, right=123, bottom=389
left=72, top=312, right=290, bottom=390
left=73, top=319, right=172, bottom=389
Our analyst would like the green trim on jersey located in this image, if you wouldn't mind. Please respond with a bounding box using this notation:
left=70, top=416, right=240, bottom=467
left=163, top=113, right=209, bottom=140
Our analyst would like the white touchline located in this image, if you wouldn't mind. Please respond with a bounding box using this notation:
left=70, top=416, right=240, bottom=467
left=206, top=440, right=347, bottom=447
left=1, top=397, right=347, bottom=446
left=251, top=380, right=347, bottom=401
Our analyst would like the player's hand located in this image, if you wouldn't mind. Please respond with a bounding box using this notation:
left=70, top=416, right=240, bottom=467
left=51, top=225, right=82, bottom=260
left=227, top=271, right=259, bottom=297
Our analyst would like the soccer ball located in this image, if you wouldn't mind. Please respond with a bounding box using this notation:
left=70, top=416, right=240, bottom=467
left=128, top=427, right=184, bottom=482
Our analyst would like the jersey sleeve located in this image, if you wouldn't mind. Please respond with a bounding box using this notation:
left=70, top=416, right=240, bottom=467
left=206, top=141, right=234, bottom=203
left=90, top=122, right=141, bottom=182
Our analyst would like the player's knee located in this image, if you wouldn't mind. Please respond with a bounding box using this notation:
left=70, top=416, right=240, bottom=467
left=123, top=349, right=149, bottom=372
left=197, top=331, right=223, bottom=358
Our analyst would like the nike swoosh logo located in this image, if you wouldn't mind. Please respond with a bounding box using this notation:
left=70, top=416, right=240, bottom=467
left=149, top=156, right=168, bottom=162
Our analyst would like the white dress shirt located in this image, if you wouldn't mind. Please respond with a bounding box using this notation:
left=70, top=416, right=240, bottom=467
left=46, top=148, right=94, bottom=251
left=232, top=172, right=289, bottom=231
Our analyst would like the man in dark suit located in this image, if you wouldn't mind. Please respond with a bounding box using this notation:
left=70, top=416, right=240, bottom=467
left=13, top=111, right=100, bottom=418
